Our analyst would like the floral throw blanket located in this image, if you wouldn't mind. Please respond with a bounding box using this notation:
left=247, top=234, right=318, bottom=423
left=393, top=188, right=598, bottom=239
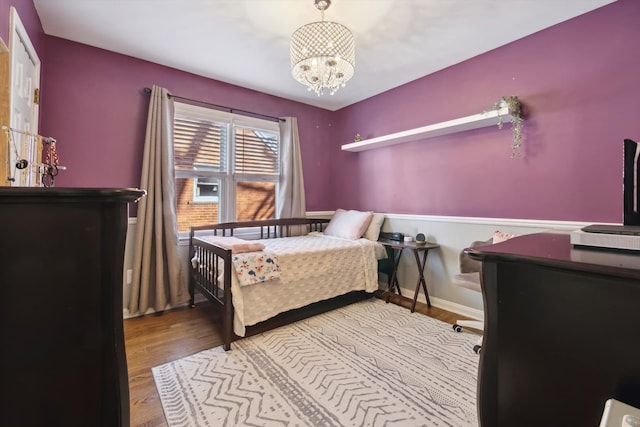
left=231, top=252, right=281, bottom=286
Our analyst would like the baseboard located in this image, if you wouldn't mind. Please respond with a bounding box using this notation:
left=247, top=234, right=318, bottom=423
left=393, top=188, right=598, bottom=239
left=123, top=293, right=207, bottom=319
left=396, top=284, right=484, bottom=320
left=429, top=296, right=483, bottom=321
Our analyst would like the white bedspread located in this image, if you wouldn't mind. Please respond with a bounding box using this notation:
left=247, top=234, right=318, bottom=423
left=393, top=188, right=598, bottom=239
left=227, top=233, right=384, bottom=336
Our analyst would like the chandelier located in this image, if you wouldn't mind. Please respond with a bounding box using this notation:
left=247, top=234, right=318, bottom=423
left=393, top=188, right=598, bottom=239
left=290, top=0, right=355, bottom=96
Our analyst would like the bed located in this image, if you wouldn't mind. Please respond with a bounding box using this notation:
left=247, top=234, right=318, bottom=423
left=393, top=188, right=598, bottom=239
left=189, top=215, right=386, bottom=350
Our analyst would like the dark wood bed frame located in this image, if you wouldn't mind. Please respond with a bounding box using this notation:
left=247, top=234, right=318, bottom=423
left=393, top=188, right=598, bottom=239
left=188, top=217, right=373, bottom=350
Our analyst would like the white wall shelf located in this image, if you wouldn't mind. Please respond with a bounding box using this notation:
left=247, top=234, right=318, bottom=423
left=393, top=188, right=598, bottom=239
left=341, top=103, right=513, bottom=152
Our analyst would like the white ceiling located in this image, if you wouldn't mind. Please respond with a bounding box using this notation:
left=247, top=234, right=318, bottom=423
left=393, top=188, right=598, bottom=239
left=33, top=0, right=616, bottom=111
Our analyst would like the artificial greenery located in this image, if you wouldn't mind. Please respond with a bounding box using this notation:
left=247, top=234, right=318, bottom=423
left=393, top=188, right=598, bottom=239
left=488, top=96, right=524, bottom=158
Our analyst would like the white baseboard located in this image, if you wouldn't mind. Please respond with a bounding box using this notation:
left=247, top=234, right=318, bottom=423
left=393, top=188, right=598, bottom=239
left=123, top=293, right=207, bottom=319
left=396, top=285, right=484, bottom=320
left=429, top=296, right=483, bottom=321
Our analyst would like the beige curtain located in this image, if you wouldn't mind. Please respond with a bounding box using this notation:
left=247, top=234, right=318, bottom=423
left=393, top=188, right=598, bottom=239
left=277, top=117, right=306, bottom=219
left=129, top=85, right=187, bottom=315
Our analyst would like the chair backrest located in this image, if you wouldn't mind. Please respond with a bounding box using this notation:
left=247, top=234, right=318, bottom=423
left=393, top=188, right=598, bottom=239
left=460, top=238, right=493, bottom=274
left=453, top=238, right=493, bottom=292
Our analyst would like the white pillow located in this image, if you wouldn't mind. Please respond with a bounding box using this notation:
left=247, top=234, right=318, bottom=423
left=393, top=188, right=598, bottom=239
left=364, top=213, right=385, bottom=241
left=324, top=209, right=373, bottom=240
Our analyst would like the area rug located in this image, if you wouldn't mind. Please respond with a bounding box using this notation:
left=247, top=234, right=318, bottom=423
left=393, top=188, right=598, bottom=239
left=152, top=298, right=479, bottom=427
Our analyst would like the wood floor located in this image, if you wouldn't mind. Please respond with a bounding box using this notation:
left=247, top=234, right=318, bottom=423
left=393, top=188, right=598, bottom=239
left=124, top=294, right=475, bottom=427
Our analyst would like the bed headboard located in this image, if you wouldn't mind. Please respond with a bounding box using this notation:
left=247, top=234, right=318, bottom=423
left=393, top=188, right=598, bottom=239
left=189, top=217, right=330, bottom=241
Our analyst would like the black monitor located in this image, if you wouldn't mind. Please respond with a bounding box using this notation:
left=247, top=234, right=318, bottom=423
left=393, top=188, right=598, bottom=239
left=624, top=138, right=640, bottom=225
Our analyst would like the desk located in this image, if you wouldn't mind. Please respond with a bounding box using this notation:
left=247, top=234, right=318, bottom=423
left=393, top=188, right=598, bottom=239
left=377, top=239, right=439, bottom=312
left=468, top=232, right=640, bottom=427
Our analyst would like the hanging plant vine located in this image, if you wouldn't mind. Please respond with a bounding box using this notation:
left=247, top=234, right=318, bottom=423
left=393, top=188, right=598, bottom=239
left=487, top=96, right=524, bottom=158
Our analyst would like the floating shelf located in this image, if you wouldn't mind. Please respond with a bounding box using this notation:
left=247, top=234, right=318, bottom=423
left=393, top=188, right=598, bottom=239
left=341, top=104, right=513, bottom=152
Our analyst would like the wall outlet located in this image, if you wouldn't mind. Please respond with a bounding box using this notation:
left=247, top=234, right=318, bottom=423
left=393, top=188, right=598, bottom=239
left=126, top=269, right=133, bottom=285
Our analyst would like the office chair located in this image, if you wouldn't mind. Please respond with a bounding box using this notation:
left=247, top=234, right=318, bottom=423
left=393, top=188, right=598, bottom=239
left=452, top=238, right=491, bottom=354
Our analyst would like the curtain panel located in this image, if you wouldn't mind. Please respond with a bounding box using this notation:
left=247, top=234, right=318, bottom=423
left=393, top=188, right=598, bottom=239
left=129, top=85, right=187, bottom=314
left=277, top=117, right=306, bottom=219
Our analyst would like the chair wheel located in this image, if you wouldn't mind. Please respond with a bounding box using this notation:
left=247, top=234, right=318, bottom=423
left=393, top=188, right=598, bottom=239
left=453, top=324, right=462, bottom=332
left=473, top=345, right=482, bottom=354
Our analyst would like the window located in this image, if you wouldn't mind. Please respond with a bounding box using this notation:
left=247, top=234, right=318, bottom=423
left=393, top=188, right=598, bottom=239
left=173, top=102, right=280, bottom=233
left=193, top=177, right=219, bottom=202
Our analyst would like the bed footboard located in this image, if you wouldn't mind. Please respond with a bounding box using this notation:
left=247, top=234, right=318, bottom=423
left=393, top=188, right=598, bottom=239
left=189, top=237, right=234, bottom=348
left=188, top=217, right=330, bottom=350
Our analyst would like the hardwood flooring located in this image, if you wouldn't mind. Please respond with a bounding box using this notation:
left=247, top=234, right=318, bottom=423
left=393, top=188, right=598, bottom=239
left=124, top=294, right=476, bottom=427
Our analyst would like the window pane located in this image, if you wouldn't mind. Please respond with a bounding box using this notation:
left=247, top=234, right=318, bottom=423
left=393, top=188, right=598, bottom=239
left=174, top=116, right=228, bottom=173
left=236, top=181, right=276, bottom=222
left=176, top=178, right=219, bottom=232
left=194, top=177, right=220, bottom=201
left=234, top=127, right=279, bottom=177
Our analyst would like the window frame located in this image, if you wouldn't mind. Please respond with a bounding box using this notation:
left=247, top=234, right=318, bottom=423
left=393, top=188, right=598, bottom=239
left=173, top=102, right=281, bottom=231
left=192, top=177, right=220, bottom=203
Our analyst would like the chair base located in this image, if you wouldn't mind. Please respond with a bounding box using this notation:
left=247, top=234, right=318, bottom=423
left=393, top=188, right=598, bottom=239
left=453, top=319, right=483, bottom=331
left=453, top=320, right=484, bottom=354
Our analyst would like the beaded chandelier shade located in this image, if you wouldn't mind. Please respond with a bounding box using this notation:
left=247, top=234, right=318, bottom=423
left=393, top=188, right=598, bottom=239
left=290, top=0, right=355, bottom=96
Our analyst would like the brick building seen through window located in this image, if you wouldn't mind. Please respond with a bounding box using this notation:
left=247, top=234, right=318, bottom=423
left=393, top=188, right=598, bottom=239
left=176, top=178, right=275, bottom=233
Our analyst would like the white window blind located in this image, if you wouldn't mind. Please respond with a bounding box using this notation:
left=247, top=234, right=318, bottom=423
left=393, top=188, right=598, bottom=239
left=233, top=125, right=280, bottom=179
left=174, top=109, right=229, bottom=177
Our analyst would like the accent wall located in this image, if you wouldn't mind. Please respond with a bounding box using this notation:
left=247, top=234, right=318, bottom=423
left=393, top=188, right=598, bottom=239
left=39, top=37, right=335, bottom=212
left=2, top=0, right=639, bottom=223
left=331, top=0, right=640, bottom=223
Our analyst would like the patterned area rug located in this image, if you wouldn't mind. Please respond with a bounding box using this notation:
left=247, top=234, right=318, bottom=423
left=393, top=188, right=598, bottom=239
left=152, top=298, right=479, bottom=427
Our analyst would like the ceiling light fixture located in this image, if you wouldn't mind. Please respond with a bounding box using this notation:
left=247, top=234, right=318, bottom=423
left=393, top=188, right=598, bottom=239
left=290, top=0, right=355, bottom=96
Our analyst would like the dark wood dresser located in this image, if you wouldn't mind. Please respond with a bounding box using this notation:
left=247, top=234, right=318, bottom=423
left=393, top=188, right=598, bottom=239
left=0, top=188, right=145, bottom=427
left=468, top=232, right=640, bottom=427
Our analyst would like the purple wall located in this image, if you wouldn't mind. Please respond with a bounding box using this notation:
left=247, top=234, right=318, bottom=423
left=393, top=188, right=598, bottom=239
left=0, top=0, right=43, bottom=54
left=39, top=38, right=335, bottom=211
left=332, top=0, right=640, bottom=223
left=3, top=0, right=639, bottom=221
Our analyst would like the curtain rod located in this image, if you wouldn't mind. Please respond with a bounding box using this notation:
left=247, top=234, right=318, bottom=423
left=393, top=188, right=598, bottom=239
left=143, top=87, right=284, bottom=123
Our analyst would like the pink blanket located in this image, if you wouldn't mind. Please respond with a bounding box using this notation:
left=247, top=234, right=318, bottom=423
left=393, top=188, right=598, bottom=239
left=201, top=235, right=265, bottom=253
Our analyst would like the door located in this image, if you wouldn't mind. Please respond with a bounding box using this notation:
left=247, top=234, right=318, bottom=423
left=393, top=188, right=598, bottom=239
left=8, top=6, right=41, bottom=187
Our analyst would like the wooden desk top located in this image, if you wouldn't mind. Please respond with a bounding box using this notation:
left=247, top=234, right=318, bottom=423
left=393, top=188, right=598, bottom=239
left=466, top=231, right=640, bottom=280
